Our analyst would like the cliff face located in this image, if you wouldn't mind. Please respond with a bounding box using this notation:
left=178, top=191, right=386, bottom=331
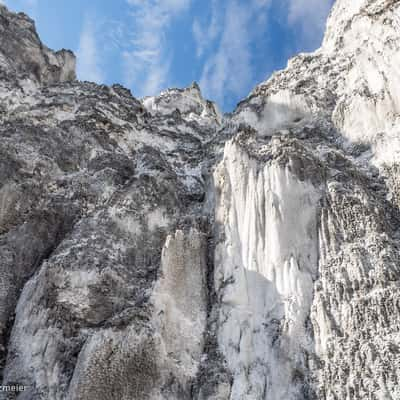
left=0, top=1, right=399, bottom=399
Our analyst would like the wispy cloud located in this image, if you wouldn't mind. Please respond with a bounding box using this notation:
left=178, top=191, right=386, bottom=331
left=76, top=18, right=105, bottom=83
left=199, top=0, right=271, bottom=107
left=192, top=0, right=220, bottom=58
left=197, top=0, right=333, bottom=108
left=286, top=0, right=333, bottom=48
left=123, top=0, right=191, bottom=97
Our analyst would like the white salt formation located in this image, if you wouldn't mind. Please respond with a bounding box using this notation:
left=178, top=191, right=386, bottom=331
left=0, top=0, right=400, bottom=399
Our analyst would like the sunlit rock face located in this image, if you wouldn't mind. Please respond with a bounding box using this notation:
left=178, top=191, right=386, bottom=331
left=235, top=0, right=400, bottom=166
left=143, top=82, right=223, bottom=129
left=1, top=0, right=400, bottom=399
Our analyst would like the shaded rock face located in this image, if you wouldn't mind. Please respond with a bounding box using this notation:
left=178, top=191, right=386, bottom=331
left=0, top=1, right=400, bottom=399
left=0, top=6, right=75, bottom=88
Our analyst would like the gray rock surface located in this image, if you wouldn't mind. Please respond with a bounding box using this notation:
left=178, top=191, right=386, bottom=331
left=0, top=0, right=399, bottom=399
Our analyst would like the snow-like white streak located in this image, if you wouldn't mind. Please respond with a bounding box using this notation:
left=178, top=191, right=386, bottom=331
left=213, top=140, right=320, bottom=399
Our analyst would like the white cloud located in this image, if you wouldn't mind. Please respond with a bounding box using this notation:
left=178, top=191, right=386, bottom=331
left=123, top=0, right=191, bottom=97
left=286, top=0, right=333, bottom=47
left=199, top=0, right=270, bottom=107
left=76, top=18, right=105, bottom=83
left=197, top=0, right=333, bottom=108
left=192, top=0, right=220, bottom=58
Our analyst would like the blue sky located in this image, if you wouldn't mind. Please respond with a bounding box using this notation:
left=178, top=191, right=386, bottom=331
left=3, top=0, right=334, bottom=111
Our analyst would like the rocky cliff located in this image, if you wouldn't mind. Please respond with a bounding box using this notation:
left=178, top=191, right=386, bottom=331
left=0, top=1, right=399, bottom=399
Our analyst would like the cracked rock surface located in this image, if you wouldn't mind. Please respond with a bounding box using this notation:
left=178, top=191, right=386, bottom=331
left=0, top=0, right=400, bottom=399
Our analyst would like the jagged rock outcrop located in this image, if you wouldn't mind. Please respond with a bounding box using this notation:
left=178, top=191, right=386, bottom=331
left=0, top=6, right=75, bottom=96
left=0, top=0, right=400, bottom=399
